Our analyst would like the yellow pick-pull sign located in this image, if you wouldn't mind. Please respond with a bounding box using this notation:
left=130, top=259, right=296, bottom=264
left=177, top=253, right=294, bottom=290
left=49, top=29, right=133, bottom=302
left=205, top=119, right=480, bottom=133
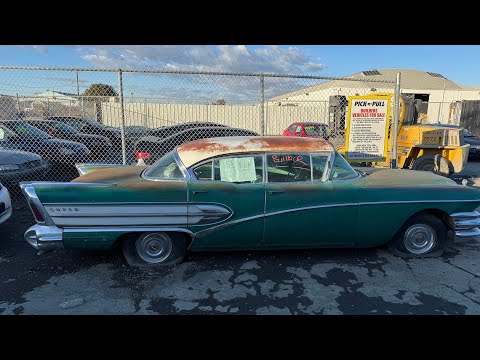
left=344, top=94, right=391, bottom=162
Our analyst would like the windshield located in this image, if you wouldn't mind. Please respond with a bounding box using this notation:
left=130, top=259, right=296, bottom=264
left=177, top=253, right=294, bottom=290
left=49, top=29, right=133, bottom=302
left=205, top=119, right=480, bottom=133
left=304, top=124, right=327, bottom=138
left=143, top=151, right=184, bottom=180
left=8, top=122, right=51, bottom=139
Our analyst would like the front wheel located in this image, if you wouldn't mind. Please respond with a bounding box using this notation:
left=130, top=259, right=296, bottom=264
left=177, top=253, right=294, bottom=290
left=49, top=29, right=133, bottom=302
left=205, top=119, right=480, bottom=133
left=122, top=232, right=187, bottom=267
left=388, top=213, right=448, bottom=258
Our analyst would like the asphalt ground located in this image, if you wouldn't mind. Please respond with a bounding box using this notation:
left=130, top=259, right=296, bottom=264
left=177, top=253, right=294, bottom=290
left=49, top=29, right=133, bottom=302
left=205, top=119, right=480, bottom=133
left=1, top=161, right=480, bottom=315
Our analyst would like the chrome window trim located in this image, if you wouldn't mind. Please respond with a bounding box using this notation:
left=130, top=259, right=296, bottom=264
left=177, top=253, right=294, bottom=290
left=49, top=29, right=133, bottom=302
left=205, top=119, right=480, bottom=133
left=326, top=151, right=362, bottom=183
left=141, top=149, right=191, bottom=182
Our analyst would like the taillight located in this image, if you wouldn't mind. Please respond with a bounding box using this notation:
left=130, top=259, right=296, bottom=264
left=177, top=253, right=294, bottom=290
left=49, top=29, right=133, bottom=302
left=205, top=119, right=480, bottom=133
left=135, top=151, right=150, bottom=160
left=29, top=203, right=45, bottom=222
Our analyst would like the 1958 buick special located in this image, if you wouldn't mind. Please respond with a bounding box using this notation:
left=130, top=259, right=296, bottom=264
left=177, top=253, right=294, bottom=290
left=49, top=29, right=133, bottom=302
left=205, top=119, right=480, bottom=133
left=20, top=136, right=480, bottom=266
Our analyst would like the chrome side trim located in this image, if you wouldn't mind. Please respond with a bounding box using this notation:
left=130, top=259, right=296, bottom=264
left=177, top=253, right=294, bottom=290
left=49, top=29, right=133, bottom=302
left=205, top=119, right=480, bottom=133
left=194, top=213, right=265, bottom=239
left=41, top=203, right=232, bottom=227
left=24, top=224, right=63, bottom=250
left=19, top=181, right=110, bottom=187
left=194, top=202, right=357, bottom=238
left=360, top=199, right=480, bottom=205
left=19, top=183, right=54, bottom=226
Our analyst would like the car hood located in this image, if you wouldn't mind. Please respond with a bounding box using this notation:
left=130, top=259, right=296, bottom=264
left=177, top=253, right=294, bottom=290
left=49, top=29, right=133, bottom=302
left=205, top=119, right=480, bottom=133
left=0, top=149, right=42, bottom=165
left=72, top=165, right=147, bottom=183
left=358, top=169, right=458, bottom=187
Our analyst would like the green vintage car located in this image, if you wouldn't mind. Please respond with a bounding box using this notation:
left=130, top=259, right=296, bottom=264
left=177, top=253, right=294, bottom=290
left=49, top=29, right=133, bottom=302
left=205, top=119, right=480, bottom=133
left=20, top=136, right=480, bottom=266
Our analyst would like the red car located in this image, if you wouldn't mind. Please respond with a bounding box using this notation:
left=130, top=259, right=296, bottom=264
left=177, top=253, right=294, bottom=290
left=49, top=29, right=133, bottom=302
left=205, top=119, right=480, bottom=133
left=282, top=122, right=329, bottom=139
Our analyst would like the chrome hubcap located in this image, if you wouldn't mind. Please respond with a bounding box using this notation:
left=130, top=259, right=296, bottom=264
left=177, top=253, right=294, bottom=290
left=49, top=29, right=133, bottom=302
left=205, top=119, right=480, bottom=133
left=403, top=224, right=436, bottom=255
left=136, top=233, right=172, bottom=263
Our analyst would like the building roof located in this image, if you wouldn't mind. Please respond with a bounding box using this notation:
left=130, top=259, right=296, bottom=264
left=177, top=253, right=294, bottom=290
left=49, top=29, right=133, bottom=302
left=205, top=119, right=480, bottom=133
left=34, top=90, right=77, bottom=97
left=177, top=136, right=334, bottom=168
left=270, top=68, right=464, bottom=101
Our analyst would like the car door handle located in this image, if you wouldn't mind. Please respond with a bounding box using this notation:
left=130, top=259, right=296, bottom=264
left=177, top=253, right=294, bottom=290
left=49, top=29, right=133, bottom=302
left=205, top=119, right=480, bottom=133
left=192, top=190, right=208, bottom=195
left=268, top=190, right=285, bottom=195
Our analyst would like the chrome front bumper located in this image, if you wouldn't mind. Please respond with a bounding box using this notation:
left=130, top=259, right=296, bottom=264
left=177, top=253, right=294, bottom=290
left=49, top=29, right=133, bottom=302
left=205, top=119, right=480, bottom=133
left=24, top=224, right=64, bottom=250
left=451, top=211, right=480, bottom=238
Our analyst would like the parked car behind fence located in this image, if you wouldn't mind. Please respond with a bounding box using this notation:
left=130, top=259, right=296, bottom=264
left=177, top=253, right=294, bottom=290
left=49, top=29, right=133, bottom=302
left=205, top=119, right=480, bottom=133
left=134, top=126, right=259, bottom=165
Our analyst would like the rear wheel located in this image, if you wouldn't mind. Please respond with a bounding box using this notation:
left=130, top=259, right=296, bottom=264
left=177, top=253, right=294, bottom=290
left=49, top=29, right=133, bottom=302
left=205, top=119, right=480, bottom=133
left=388, top=213, right=447, bottom=258
left=122, top=232, right=187, bottom=267
left=412, top=154, right=451, bottom=177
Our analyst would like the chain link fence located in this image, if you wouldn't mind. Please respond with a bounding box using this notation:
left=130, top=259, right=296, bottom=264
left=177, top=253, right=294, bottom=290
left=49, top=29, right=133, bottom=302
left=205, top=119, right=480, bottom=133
left=0, top=66, right=398, bottom=197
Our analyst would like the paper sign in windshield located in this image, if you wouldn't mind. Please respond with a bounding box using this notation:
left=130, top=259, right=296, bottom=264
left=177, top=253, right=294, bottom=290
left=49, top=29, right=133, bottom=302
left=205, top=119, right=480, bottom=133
left=219, top=157, right=257, bottom=183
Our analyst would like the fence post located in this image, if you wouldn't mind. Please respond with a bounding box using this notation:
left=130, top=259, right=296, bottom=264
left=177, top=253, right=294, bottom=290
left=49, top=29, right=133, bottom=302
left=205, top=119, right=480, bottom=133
left=260, top=74, right=265, bottom=135
left=391, top=72, right=401, bottom=169
left=118, top=69, right=127, bottom=165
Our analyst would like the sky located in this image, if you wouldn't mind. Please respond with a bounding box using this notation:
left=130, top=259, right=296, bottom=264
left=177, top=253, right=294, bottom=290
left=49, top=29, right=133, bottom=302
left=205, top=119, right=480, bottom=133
left=1, top=45, right=479, bottom=100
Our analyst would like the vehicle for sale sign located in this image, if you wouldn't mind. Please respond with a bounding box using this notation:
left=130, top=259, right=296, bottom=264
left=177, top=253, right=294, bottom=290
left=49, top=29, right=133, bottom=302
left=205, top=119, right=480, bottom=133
left=344, top=95, right=391, bottom=161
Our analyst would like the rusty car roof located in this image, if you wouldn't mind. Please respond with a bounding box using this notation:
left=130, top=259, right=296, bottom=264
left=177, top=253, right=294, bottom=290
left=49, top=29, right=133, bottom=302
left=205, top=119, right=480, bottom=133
left=177, top=136, right=335, bottom=167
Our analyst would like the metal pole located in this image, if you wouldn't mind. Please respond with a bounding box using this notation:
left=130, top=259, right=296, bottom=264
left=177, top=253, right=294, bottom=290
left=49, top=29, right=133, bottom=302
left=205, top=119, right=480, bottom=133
left=260, top=74, right=265, bottom=135
left=16, top=93, right=20, bottom=116
left=439, top=82, right=446, bottom=123
left=391, top=72, right=401, bottom=169
left=76, top=71, right=80, bottom=96
left=118, top=69, right=127, bottom=165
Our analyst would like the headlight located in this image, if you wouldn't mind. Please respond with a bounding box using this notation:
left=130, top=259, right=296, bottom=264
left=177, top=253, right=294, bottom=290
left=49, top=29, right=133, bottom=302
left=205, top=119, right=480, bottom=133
left=58, top=147, right=75, bottom=155
left=0, top=165, right=20, bottom=171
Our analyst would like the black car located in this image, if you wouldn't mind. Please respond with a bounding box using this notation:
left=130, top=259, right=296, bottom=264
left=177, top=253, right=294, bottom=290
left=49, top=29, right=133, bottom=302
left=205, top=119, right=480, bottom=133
left=25, top=120, right=113, bottom=156
left=145, top=121, right=227, bottom=139
left=134, top=126, right=259, bottom=165
left=0, top=149, right=50, bottom=188
left=0, top=120, right=90, bottom=165
left=46, top=116, right=122, bottom=145
left=461, top=128, right=480, bottom=160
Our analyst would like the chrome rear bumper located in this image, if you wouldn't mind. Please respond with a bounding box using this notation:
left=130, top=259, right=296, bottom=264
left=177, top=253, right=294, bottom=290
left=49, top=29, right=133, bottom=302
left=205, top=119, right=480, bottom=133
left=24, top=224, right=64, bottom=250
left=451, top=211, right=480, bottom=238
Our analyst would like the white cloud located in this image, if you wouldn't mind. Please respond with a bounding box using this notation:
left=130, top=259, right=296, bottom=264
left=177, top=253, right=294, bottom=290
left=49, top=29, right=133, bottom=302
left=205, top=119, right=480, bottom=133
left=76, top=45, right=325, bottom=74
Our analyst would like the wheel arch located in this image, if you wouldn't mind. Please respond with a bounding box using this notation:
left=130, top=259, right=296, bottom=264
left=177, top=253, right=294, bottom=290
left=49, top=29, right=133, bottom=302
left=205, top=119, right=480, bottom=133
left=395, top=208, right=454, bottom=235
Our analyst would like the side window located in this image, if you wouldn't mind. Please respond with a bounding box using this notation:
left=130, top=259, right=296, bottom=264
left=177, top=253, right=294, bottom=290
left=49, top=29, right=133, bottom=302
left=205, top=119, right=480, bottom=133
left=312, top=155, right=329, bottom=180
left=267, top=153, right=311, bottom=183
left=193, top=161, right=213, bottom=180
left=329, top=153, right=359, bottom=180
left=288, top=124, right=296, bottom=133
left=213, top=155, right=263, bottom=184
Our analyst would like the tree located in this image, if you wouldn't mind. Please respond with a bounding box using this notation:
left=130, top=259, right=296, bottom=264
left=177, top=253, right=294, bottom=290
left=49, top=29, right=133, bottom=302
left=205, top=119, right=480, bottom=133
left=82, top=84, right=118, bottom=123
left=212, top=99, right=226, bottom=105
left=83, top=84, right=118, bottom=99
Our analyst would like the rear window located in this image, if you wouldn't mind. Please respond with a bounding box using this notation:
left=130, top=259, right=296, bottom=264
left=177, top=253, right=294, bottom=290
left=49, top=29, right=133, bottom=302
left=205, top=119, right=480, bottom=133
left=143, top=151, right=184, bottom=180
